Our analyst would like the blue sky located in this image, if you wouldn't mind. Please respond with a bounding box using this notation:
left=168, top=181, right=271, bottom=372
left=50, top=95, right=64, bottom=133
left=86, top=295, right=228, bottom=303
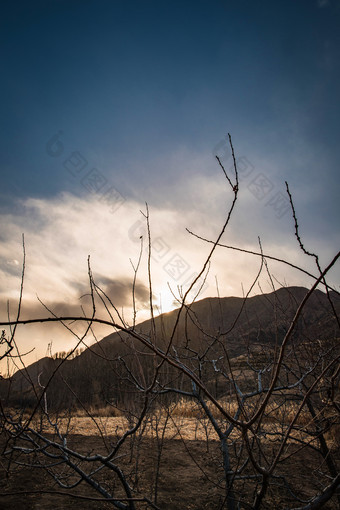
left=0, top=0, right=339, bottom=362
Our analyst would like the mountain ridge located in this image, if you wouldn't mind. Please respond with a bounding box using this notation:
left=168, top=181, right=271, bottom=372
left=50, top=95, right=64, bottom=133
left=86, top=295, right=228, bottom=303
left=1, top=286, right=339, bottom=409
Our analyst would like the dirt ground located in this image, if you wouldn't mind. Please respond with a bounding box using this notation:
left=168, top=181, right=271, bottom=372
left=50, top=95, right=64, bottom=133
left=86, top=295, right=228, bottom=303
left=0, top=434, right=225, bottom=510
left=0, top=416, right=339, bottom=509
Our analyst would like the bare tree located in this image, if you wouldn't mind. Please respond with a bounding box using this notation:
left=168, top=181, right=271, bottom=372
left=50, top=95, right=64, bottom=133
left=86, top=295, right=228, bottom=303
left=0, top=135, right=339, bottom=509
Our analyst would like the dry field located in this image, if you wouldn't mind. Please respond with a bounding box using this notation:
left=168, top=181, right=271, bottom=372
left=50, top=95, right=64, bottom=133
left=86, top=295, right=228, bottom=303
left=0, top=416, right=225, bottom=510
left=1, top=404, right=339, bottom=509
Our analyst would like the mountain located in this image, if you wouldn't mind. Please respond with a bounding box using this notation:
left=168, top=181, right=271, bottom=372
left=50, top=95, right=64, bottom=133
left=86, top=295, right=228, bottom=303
left=1, top=286, right=339, bottom=410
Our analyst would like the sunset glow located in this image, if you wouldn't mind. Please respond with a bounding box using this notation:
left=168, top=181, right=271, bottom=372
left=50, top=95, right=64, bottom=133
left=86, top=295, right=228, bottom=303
left=0, top=0, right=339, bottom=368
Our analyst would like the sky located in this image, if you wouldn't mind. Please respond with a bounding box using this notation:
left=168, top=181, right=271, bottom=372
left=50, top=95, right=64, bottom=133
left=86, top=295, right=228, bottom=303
left=0, top=0, right=339, bottom=367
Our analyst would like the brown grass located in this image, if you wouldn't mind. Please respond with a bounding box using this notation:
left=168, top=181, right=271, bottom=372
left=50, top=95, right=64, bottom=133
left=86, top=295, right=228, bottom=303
left=1, top=401, right=339, bottom=509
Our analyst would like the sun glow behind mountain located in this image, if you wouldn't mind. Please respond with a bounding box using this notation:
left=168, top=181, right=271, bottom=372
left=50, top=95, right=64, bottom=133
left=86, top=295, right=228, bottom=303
left=1, top=0, right=339, bottom=375
left=155, top=288, right=179, bottom=315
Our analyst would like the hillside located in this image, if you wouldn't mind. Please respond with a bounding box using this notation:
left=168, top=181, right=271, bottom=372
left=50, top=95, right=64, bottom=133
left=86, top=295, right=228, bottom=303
left=2, top=286, right=339, bottom=410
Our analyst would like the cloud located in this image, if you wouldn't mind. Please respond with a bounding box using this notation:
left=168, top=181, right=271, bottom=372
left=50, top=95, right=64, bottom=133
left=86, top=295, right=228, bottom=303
left=95, top=276, right=151, bottom=308
left=0, top=163, right=338, bottom=370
